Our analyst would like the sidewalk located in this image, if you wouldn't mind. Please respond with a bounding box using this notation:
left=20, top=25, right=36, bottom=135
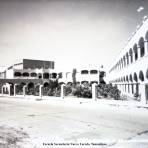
left=0, top=94, right=148, bottom=109
left=63, top=97, right=148, bottom=109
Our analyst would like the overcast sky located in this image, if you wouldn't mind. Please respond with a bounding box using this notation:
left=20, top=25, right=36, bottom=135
left=0, top=0, right=148, bottom=72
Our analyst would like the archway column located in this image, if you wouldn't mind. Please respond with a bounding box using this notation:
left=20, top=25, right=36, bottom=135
left=39, top=85, right=43, bottom=98
left=129, top=83, right=132, bottom=96
left=129, top=83, right=134, bottom=96
left=14, top=84, right=17, bottom=96
left=129, top=52, right=133, bottom=65
left=124, top=83, right=126, bottom=94
left=6, top=83, right=11, bottom=96
left=138, top=46, right=141, bottom=59
left=144, top=41, right=148, bottom=56
left=61, top=84, right=65, bottom=99
left=133, top=51, right=136, bottom=63
left=1, top=85, right=4, bottom=95
left=23, top=85, right=27, bottom=96
left=122, top=83, right=124, bottom=92
left=139, top=82, right=146, bottom=103
left=92, top=83, right=97, bottom=101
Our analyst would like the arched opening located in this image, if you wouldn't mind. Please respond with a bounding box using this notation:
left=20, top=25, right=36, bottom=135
left=51, top=73, right=57, bottom=79
left=28, top=82, right=34, bottom=89
left=44, top=82, right=50, bottom=88
left=129, top=74, right=133, bottom=82
left=133, top=72, right=139, bottom=96
left=120, top=78, right=122, bottom=83
left=123, top=55, right=126, bottom=67
left=58, top=82, right=65, bottom=85
left=146, top=69, right=148, bottom=79
left=67, top=82, right=73, bottom=85
left=129, top=74, right=133, bottom=94
left=90, top=81, right=98, bottom=85
left=126, top=52, right=129, bottom=65
left=81, top=81, right=89, bottom=84
left=16, top=82, right=26, bottom=95
left=81, top=70, right=89, bottom=74
left=14, top=72, right=22, bottom=77
left=133, top=44, right=138, bottom=61
left=133, top=72, right=138, bottom=82
left=90, top=70, right=98, bottom=74
left=118, top=61, right=121, bottom=69
left=121, top=59, right=123, bottom=68
left=129, top=48, right=133, bottom=63
left=35, top=85, right=40, bottom=96
left=22, top=72, right=29, bottom=77
left=139, top=70, right=144, bottom=81
left=145, top=31, right=148, bottom=41
left=30, top=72, right=37, bottom=77
left=131, top=84, right=134, bottom=94
left=138, top=37, right=145, bottom=57
left=43, top=82, right=50, bottom=96
left=58, top=72, right=63, bottom=78
left=27, top=82, right=35, bottom=95
left=116, top=63, right=118, bottom=70
left=126, top=75, right=129, bottom=82
left=119, top=78, right=121, bottom=82
left=145, top=31, right=148, bottom=56
left=43, top=73, right=49, bottom=79
left=8, top=83, right=14, bottom=95
left=38, top=73, right=42, bottom=79
left=123, top=76, right=126, bottom=82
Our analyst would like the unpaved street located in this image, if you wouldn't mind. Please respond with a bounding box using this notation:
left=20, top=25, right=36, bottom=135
left=0, top=97, right=148, bottom=148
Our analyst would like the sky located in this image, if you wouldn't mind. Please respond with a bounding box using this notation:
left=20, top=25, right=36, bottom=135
left=0, top=0, right=148, bottom=72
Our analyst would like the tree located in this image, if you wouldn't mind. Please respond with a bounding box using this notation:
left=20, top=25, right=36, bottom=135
left=72, top=68, right=77, bottom=85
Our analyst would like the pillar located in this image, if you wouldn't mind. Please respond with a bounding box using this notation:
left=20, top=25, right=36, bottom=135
left=144, top=41, right=148, bottom=56
left=23, top=85, right=27, bottom=96
left=138, top=47, right=141, bottom=59
left=1, top=85, right=4, bottom=95
left=6, top=83, right=11, bottom=96
left=39, top=85, right=43, bottom=98
left=61, top=84, right=65, bottom=99
left=139, top=82, right=146, bottom=103
left=14, top=84, right=17, bottom=96
left=129, top=83, right=132, bottom=96
left=92, top=83, right=97, bottom=101
left=133, top=51, right=135, bottom=63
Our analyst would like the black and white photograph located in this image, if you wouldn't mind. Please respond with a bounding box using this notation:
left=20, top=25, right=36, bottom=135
left=0, top=0, right=148, bottom=147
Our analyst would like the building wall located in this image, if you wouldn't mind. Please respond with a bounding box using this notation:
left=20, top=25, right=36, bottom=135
left=23, top=59, right=54, bottom=69
left=108, top=18, right=148, bottom=104
left=6, top=69, right=14, bottom=79
left=64, top=69, right=101, bottom=84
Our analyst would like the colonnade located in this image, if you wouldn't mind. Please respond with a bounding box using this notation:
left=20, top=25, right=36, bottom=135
left=0, top=83, right=98, bottom=100
left=108, top=20, right=148, bottom=104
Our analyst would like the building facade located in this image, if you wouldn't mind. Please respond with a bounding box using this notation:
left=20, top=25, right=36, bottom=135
left=64, top=66, right=106, bottom=84
left=0, top=59, right=60, bottom=96
left=108, top=17, right=148, bottom=104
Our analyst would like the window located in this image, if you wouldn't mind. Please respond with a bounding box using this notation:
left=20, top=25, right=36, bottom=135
left=81, top=70, right=89, bottom=74
left=30, top=73, right=37, bottom=77
left=43, top=73, right=49, bottom=79
left=90, top=70, right=98, bottom=74
left=22, top=72, right=29, bottom=77
left=14, top=72, right=22, bottom=77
